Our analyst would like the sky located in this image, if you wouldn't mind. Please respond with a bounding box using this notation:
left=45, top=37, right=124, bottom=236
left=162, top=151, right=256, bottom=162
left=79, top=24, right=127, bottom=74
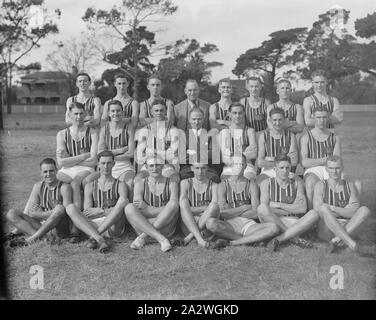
left=21, top=0, right=376, bottom=84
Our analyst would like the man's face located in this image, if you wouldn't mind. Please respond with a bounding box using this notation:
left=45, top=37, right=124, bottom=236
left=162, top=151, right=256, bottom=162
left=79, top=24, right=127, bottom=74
left=231, top=157, right=245, bottom=176
left=146, top=159, right=164, bottom=177
left=326, top=160, right=343, bottom=180
left=277, top=82, right=292, bottom=100
left=218, top=81, right=232, bottom=98
left=314, top=111, right=329, bottom=129
left=115, top=77, right=129, bottom=94
left=247, top=80, right=261, bottom=97
left=109, top=104, right=123, bottom=122
left=191, top=164, right=208, bottom=181
left=70, top=107, right=86, bottom=125
left=270, top=113, right=285, bottom=130
left=147, top=78, right=162, bottom=97
left=40, top=163, right=57, bottom=185
left=189, top=111, right=204, bottom=129
left=76, top=75, right=90, bottom=91
left=275, top=160, right=291, bottom=180
left=98, top=156, right=115, bottom=175
left=151, top=104, right=166, bottom=121
left=185, top=82, right=200, bottom=102
left=312, top=76, right=327, bottom=94
left=230, top=106, right=244, bottom=125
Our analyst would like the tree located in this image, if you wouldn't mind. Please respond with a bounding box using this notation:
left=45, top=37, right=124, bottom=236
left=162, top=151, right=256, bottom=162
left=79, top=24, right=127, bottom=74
left=232, top=28, right=307, bottom=100
left=82, top=0, right=178, bottom=99
left=157, top=38, right=223, bottom=102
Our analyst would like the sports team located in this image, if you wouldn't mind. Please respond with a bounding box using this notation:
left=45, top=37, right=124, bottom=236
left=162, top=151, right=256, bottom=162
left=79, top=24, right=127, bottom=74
left=4, top=69, right=371, bottom=254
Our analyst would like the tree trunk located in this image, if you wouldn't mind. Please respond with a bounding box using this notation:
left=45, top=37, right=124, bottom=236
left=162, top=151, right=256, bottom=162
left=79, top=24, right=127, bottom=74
left=0, top=86, right=4, bottom=130
left=6, top=85, right=12, bottom=114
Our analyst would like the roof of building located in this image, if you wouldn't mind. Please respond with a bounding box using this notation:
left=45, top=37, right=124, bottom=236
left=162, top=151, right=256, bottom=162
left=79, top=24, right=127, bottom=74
left=21, top=71, right=70, bottom=81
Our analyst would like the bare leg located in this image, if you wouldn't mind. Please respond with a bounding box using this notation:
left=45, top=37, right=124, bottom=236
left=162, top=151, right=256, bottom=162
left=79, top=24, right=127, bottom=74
left=231, top=223, right=279, bottom=246
left=6, top=209, right=41, bottom=237
left=257, top=203, right=288, bottom=233
left=304, top=173, right=319, bottom=210
left=119, top=171, right=135, bottom=202
left=206, top=218, right=242, bottom=241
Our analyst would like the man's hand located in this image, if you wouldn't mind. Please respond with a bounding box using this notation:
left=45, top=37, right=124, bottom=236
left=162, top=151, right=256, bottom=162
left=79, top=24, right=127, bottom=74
left=83, top=207, right=104, bottom=219
left=133, top=200, right=148, bottom=210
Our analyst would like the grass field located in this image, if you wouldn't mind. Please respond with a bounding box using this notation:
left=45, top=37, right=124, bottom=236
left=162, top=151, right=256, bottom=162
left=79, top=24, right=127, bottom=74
left=1, top=111, right=376, bottom=300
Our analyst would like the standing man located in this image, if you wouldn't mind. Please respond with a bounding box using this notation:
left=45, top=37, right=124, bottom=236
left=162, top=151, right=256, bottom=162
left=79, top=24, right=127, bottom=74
left=124, top=155, right=179, bottom=252
left=240, top=77, right=271, bottom=133
left=258, top=154, right=319, bottom=252
left=138, top=75, right=175, bottom=127
left=313, top=156, right=370, bottom=253
left=303, top=69, right=343, bottom=130
left=102, top=73, right=139, bottom=129
left=65, top=73, right=101, bottom=128
left=174, top=79, right=211, bottom=135
left=300, top=107, right=341, bottom=209
left=209, top=78, right=233, bottom=131
left=179, top=162, right=220, bottom=248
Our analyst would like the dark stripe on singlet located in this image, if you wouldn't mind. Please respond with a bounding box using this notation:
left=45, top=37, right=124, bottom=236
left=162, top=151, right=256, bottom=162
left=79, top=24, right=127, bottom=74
left=92, top=179, right=120, bottom=209
left=229, top=126, right=250, bottom=154
left=244, top=97, right=267, bottom=132
left=104, top=122, right=129, bottom=150
left=323, top=179, right=351, bottom=208
left=64, top=127, right=92, bottom=156
left=215, top=102, right=229, bottom=121
left=306, top=130, right=336, bottom=159
left=269, top=177, right=297, bottom=204
left=146, top=122, right=172, bottom=152
left=187, top=178, right=213, bottom=207
left=264, top=129, right=292, bottom=157
left=224, top=179, right=252, bottom=208
left=272, top=103, right=297, bottom=121
left=72, top=95, right=96, bottom=116
left=143, top=177, right=170, bottom=207
left=310, top=95, right=334, bottom=129
left=40, top=181, right=64, bottom=211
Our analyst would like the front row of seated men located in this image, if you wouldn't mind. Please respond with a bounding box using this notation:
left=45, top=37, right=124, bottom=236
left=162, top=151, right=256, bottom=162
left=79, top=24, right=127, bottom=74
left=5, top=151, right=370, bottom=255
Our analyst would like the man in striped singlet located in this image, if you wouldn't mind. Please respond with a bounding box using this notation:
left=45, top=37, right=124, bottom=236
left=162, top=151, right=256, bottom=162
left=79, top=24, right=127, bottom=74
left=179, top=162, right=220, bottom=248
left=101, top=73, right=139, bottom=129
left=124, top=156, right=179, bottom=252
left=138, top=75, right=174, bottom=128
left=65, top=73, right=101, bottom=128
left=6, top=159, right=109, bottom=252
left=257, top=107, right=298, bottom=181
left=220, top=102, right=257, bottom=180
left=205, top=155, right=279, bottom=249
left=240, top=76, right=271, bottom=133
left=303, top=69, right=343, bottom=130
left=301, top=107, right=341, bottom=209
left=84, top=151, right=129, bottom=250
left=266, top=79, right=304, bottom=134
left=313, top=156, right=370, bottom=254
left=209, top=78, right=233, bottom=131
left=258, top=154, right=319, bottom=252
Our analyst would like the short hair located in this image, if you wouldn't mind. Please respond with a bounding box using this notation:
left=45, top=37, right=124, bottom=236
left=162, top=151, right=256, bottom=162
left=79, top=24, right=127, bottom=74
left=75, top=72, right=91, bottom=82
left=189, top=107, right=204, bottom=118
left=69, top=101, right=85, bottom=111
left=277, top=79, right=292, bottom=87
left=218, top=78, right=232, bottom=86
left=246, top=76, right=263, bottom=85
left=97, top=150, right=114, bottom=162
left=269, top=107, right=285, bottom=118
left=113, top=73, right=131, bottom=83
left=275, top=153, right=291, bottom=164
left=108, top=99, right=123, bottom=110
left=40, top=158, right=57, bottom=168
left=145, top=153, right=165, bottom=165
left=313, top=107, right=329, bottom=114
left=185, top=79, right=199, bottom=88
left=147, top=74, right=161, bottom=84
left=311, top=69, right=327, bottom=79
left=229, top=102, right=245, bottom=113
left=151, top=98, right=166, bottom=108
left=326, top=155, right=343, bottom=166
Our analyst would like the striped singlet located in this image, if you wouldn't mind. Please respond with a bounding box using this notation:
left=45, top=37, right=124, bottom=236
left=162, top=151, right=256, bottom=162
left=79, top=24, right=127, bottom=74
left=224, top=179, right=252, bottom=208
left=72, top=95, right=96, bottom=116
left=264, top=129, right=292, bottom=157
left=244, top=97, right=267, bottom=132
left=143, top=177, right=170, bottom=207
left=269, top=177, right=297, bottom=204
left=64, top=127, right=92, bottom=156
left=215, top=102, right=230, bottom=121
left=144, top=98, right=168, bottom=118
left=272, top=103, right=297, bottom=121
left=306, top=130, right=336, bottom=159
left=228, top=126, right=250, bottom=153
left=310, top=94, right=334, bottom=129
left=39, top=181, right=64, bottom=211
left=104, top=122, right=129, bottom=150
left=187, top=178, right=213, bottom=207
left=323, top=179, right=351, bottom=208
left=92, top=179, right=120, bottom=209
left=146, top=121, right=172, bottom=151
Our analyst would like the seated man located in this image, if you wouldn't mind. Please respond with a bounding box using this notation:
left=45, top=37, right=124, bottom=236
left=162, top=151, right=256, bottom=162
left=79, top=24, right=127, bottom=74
left=179, top=162, right=220, bottom=248
left=124, top=155, right=179, bottom=252
left=300, top=107, right=341, bottom=209
left=258, top=154, right=319, bottom=252
left=5, top=158, right=109, bottom=252
left=220, top=102, right=257, bottom=180
left=257, top=107, right=298, bottom=181
left=313, top=155, right=370, bottom=253
left=83, top=151, right=129, bottom=248
left=205, top=155, right=279, bottom=248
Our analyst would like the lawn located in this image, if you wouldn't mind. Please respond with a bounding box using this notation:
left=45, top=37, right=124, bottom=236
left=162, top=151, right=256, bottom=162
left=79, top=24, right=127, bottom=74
left=1, top=111, right=376, bottom=300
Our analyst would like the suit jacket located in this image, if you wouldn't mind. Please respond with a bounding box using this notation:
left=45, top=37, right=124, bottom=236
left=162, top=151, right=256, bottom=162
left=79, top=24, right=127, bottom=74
left=174, top=98, right=211, bottom=134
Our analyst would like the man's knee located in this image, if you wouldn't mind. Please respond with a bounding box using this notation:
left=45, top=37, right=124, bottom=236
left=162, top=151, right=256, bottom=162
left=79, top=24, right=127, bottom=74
left=6, top=209, right=20, bottom=223
left=124, top=203, right=137, bottom=217
left=266, top=222, right=279, bottom=234
left=257, top=204, right=270, bottom=220
left=205, top=217, right=221, bottom=233
left=357, top=206, right=371, bottom=220
left=319, top=203, right=332, bottom=216
left=306, top=209, right=320, bottom=222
